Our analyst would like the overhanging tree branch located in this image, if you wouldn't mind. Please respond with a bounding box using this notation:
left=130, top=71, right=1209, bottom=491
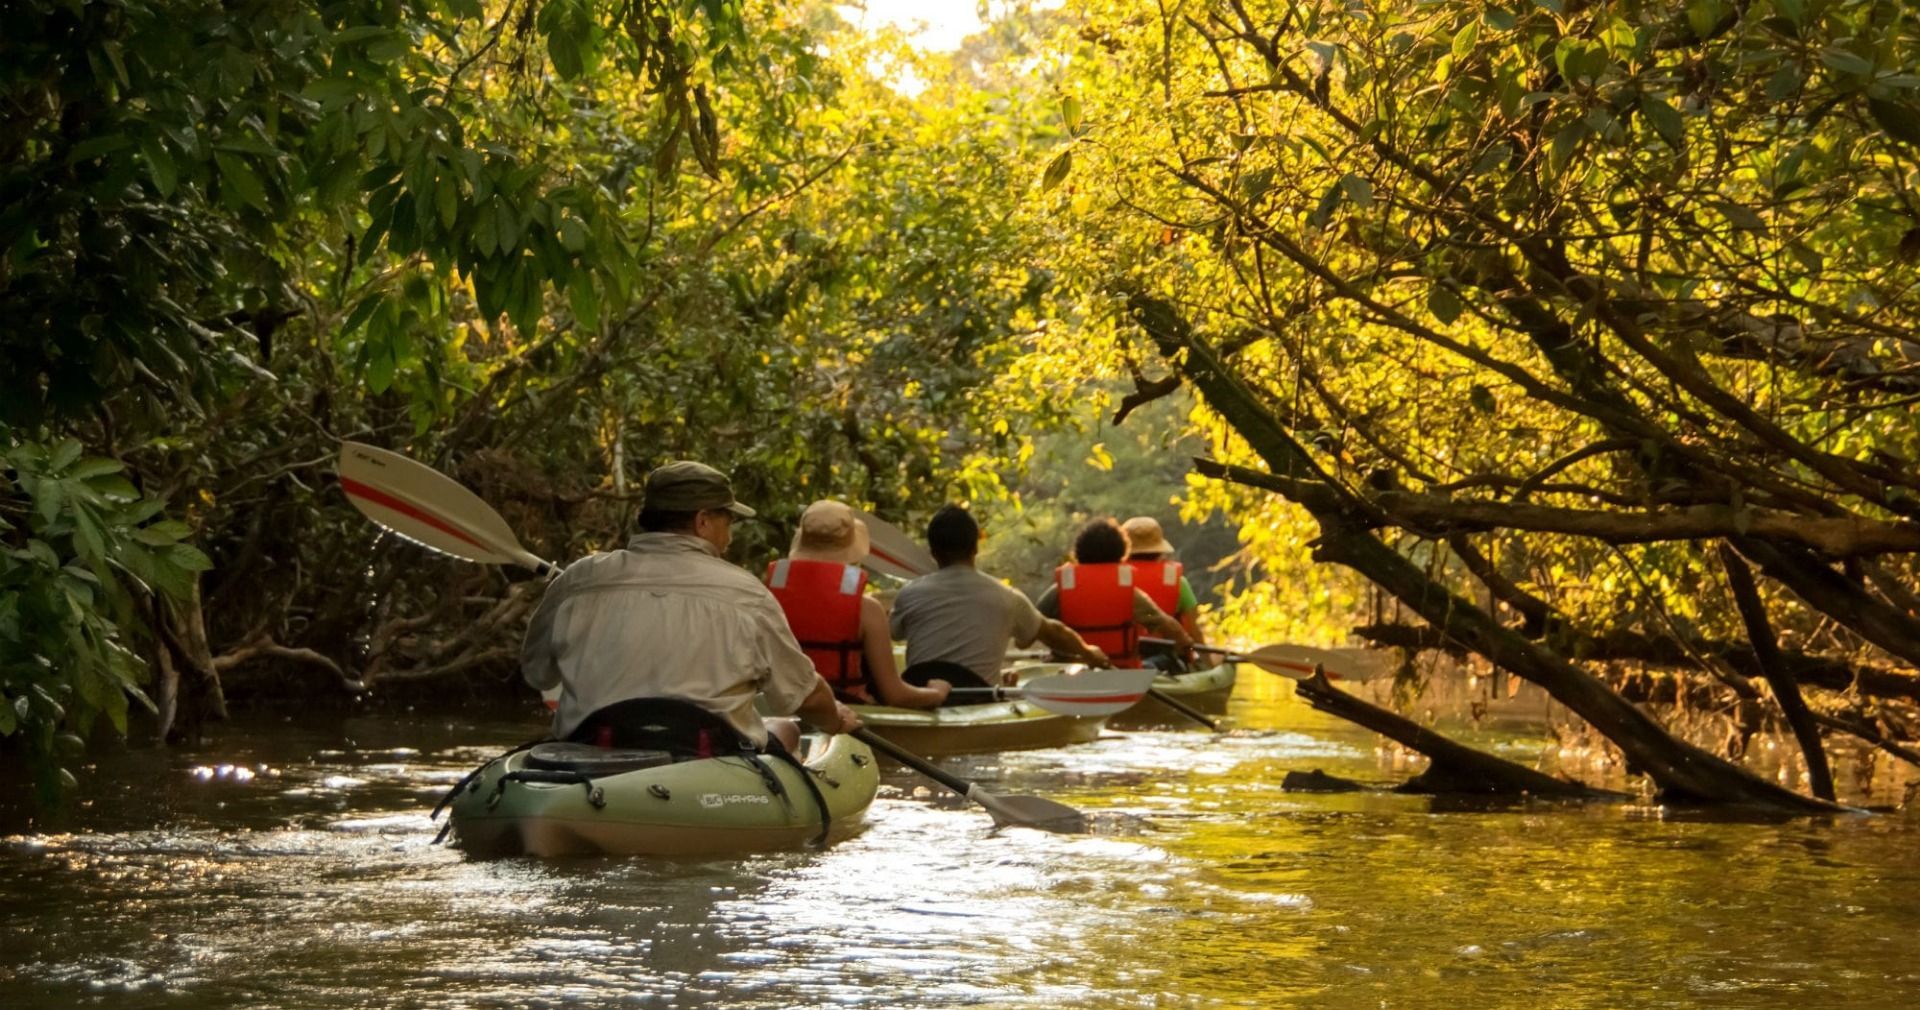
left=1372, top=491, right=1920, bottom=557
left=1137, top=290, right=1842, bottom=810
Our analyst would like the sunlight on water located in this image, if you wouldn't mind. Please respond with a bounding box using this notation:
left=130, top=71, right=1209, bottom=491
left=2, top=693, right=1917, bottom=1009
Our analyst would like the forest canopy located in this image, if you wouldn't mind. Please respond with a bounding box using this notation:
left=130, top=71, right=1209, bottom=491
left=5, top=0, right=1918, bottom=809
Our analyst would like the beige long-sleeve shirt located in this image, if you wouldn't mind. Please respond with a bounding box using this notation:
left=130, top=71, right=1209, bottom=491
left=520, top=533, right=824, bottom=745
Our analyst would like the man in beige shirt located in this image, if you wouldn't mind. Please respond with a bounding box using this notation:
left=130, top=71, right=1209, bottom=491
left=521, top=461, right=859, bottom=750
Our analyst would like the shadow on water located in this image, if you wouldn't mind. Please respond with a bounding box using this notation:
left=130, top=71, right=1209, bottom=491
left=3, top=685, right=1918, bottom=1009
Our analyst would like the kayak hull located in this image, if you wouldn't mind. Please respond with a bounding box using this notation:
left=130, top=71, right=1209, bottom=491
left=447, top=734, right=879, bottom=858
left=1109, top=662, right=1238, bottom=727
left=855, top=697, right=1107, bottom=756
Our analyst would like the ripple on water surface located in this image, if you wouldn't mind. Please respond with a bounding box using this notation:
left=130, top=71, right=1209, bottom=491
left=2, top=700, right=1918, bottom=1009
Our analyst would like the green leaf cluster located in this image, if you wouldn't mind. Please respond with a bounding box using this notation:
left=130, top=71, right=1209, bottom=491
left=2, top=434, right=207, bottom=798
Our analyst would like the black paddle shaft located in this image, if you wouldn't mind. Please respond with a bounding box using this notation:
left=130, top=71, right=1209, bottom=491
left=1147, top=688, right=1220, bottom=731
left=850, top=728, right=975, bottom=797
left=1142, top=636, right=1230, bottom=656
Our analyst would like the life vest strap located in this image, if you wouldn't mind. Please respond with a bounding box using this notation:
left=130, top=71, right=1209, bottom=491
left=798, top=638, right=863, bottom=654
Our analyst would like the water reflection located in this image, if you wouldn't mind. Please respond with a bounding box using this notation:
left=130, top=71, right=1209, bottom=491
left=2, top=690, right=1917, bottom=1009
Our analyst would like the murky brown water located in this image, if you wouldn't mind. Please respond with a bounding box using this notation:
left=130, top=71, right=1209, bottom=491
left=4, top=676, right=1917, bottom=1009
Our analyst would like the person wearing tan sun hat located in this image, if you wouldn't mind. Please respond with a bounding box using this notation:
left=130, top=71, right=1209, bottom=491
left=1120, top=515, right=1207, bottom=653
left=765, top=500, right=949, bottom=710
left=521, top=462, right=860, bottom=759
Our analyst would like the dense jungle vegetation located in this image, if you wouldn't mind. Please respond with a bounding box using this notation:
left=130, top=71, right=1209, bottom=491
left=5, top=0, right=1918, bottom=810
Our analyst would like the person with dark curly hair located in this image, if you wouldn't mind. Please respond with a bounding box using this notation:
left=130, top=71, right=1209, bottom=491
left=1035, top=517, right=1192, bottom=670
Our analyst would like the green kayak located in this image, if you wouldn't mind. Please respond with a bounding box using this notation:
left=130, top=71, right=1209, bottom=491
left=855, top=661, right=1109, bottom=756
left=447, top=734, right=879, bottom=858
left=1108, top=662, right=1238, bottom=728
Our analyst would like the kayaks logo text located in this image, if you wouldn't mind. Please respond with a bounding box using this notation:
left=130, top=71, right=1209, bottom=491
left=699, top=793, right=771, bottom=808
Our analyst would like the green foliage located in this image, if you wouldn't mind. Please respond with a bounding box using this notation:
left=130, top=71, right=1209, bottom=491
left=1, top=0, right=743, bottom=431
left=0, top=0, right=771, bottom=789
left=0, top=0, right=1085, bottom=795
left=1, top=434, right=207, bottom=797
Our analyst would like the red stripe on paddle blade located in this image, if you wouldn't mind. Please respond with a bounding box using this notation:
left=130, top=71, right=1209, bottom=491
left=1028, top=692, right=1146, bottom=705
left=867, top=545, right=925, bottom=576
left=341, top=476, right=489, bottom=554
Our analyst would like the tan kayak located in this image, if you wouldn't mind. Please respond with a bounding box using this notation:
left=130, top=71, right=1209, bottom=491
left=855, top=699, right=1107, bottom=757
left=1108, top=662, right=1237, bottom=728
left=856, top=661, right=1111, bottom=755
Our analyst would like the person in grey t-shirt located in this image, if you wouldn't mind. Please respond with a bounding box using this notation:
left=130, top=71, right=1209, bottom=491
left=889, top=505, right=1110, bottom=689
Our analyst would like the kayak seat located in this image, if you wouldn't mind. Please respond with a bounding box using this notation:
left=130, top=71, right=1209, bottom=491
left=901, top=660, right=996, bottom=707
left=525, top=742, right=674, bottom=776
left=566, top=697, right=759, bottom=756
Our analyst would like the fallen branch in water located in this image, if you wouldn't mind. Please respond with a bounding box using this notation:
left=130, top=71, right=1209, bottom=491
left=212, top=636, right=367, bottom=692
left=1292, top=673, right=1629, bottom=800
left=1280, top=768, right=1368, bottom=793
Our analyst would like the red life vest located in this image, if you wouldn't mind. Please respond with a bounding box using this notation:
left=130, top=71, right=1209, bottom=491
left=1128, top=559, right=1183, bottom=637
left=1054, top=563, right=1141, bottom=668
left=765, top=559, right=869, bottom=701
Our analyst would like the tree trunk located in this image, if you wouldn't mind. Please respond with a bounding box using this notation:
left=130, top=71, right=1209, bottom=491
left=1132, top=289, right=1844, bottom=812
left=1302, top=511, right=1836, bottom=809
left=152, top=579, right=228, bottom=744
left=1294, top=674, right=1623, bottom=798
left=1352, top=621, right=1920, bottom=704
left=1718, top=543, right=1835, bottom=801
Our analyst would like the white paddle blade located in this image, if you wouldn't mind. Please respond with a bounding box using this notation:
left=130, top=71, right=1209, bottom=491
left=338, top=441, right=550, bottom=573
left=851, top=507, right=936, bottom=580
left=1017, top=667, right=1158, bottom=717
left=1243, top=643, right=1397, bottom=683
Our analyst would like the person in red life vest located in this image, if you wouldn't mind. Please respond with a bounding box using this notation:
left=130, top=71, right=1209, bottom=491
left=1120, top=515, right=1207, bottom=669
left=767, top=500, right=950, bottom=709
left=1035, top=517, right=1192, bottom=670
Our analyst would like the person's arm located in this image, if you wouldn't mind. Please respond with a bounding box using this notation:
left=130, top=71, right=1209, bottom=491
left=888, top=585, right=912, bottom=640
left=1036, top=618, right=1110, bottom=668
left=1177, top=576, right=1206, bottom=645
left=794, top=677, right=861, bottom=735
left=1179, top=610, right=1204, bottom=644
left=1007, top=584, right=1105, bottom=668
left=1133, top=589, right=1192, bottom=650
left=859, top=597, right=948, bottom=708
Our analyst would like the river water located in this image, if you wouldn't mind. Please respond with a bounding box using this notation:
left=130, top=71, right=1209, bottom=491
left=4, top=675, right=1917, bottom=1009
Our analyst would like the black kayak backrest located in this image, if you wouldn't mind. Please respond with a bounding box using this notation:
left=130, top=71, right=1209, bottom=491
left=564, top=696, right=755, bottom=756
left=525, top=742, right=675, bottom=775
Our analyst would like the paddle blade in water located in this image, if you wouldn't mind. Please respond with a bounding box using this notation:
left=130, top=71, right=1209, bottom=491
left=338, top=441, right=550, bottom=574
left=967, top=786, right=1089, bottom=834
left=1016, top=667, right=1158, bottom=717
left=850, top=507, right=936, bottom=580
